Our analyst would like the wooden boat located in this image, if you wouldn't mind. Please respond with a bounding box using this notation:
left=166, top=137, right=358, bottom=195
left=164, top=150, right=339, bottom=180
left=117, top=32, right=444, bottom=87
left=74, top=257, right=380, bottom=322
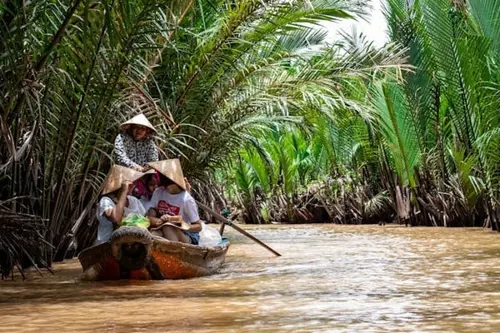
left=78, top=226, right=230, bottom=281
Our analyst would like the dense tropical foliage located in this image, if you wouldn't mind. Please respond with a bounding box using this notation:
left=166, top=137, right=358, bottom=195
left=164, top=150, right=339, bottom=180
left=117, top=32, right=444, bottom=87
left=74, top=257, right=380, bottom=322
left=222, top=0, right=500, bottom=230
left=0, top=0, right=378, bottom=277
left=1, top=0, right=499, bottom=278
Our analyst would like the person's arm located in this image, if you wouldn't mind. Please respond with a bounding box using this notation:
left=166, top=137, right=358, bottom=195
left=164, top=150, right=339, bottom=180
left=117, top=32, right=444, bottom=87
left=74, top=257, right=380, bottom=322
left=188, top=220, right=202, bottom=233
left=148, top=216, right=164, bottom=227
left=183, top=196, right=202, bottom=232
left=184, top=177, right=191, bottom=192
left=145, top=138, right=159, bottom=163
left=152, top=214, right=182, bottom=227
left=114, top=134, right=141, bottom=170
left=145, top=190, right=164, bottom=227
left=103, top=182, right=131, bottom=225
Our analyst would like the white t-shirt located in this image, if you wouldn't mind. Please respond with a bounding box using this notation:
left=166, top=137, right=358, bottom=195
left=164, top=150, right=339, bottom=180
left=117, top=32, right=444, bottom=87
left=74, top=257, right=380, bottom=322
left=95, top=195, right=146, bottom=244
left=146, top=187, right=200, bottom=224
left=139, top=197, right=151, bottom=209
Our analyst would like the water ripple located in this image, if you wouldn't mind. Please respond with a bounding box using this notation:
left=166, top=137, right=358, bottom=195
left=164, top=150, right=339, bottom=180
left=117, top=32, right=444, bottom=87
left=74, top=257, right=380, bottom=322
left=1, top=225, right=500, bottom=333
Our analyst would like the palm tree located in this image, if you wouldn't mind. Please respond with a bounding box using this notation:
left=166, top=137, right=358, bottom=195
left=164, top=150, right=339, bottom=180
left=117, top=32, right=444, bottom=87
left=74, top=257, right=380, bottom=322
left=383, top=0, right=500, bottom=228
left=223, top=0, right=500, bottom=230
left=0, top=0, right=371, bottom=277
left=0, top=0, right=194, bottom=277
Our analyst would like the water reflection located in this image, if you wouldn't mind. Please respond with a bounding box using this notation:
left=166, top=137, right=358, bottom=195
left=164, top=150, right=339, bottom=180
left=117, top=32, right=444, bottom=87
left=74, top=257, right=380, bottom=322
left=1, top=225, right=500, bottom=332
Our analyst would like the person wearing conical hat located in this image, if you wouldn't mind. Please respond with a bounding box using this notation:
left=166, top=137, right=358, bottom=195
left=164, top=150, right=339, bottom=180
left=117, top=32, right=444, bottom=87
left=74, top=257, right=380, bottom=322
left=145, top=159, right=202, bottom=245
left=133, top=171, right=159, bottom=206
left=95, top=165, right=146, bottom=244
left=114, top=113, right=159, bottom=172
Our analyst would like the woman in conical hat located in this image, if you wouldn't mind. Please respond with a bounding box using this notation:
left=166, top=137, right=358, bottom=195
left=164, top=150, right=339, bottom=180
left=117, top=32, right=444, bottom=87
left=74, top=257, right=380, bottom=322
left=114, top=113, right=159, bottom=172
left=145, top=159, right=202, bottom=245
left=95, top=165, right=146, bottom=244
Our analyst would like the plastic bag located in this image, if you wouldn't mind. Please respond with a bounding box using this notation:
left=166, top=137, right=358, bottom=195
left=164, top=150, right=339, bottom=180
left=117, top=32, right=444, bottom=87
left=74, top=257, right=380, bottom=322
left=198, top=222, right=222, bottom=247
left=121, top=213, right=151, bottom=229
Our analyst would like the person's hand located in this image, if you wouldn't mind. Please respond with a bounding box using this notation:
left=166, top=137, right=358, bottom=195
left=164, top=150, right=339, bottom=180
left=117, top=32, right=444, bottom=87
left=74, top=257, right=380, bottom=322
left=184, top=177, right=191, bottom=192
left=121, top=180, right=134, bottom=193
left=160, top=215, right=182, bottom=223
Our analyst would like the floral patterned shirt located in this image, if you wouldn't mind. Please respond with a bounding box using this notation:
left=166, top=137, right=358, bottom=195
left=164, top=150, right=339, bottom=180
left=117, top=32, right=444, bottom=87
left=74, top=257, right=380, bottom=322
left=114, top=133, right=158, bottom=169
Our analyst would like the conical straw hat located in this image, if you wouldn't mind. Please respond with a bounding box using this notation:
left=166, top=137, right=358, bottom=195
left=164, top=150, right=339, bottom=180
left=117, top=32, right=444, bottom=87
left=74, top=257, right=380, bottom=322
left=119, top=114, right=156, bottom=134
left=148, top=159, right=186, bottom=191
left=102, top=165, right=146, bottom=195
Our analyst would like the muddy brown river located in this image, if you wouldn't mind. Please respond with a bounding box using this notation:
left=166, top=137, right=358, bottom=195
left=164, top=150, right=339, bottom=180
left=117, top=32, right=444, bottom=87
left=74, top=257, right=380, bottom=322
left=1, top=225, right=500, bottom=332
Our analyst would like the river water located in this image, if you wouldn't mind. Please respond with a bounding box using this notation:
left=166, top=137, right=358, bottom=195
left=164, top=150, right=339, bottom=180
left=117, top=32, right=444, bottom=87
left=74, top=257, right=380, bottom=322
left=1, top=225, right=500, bottom=333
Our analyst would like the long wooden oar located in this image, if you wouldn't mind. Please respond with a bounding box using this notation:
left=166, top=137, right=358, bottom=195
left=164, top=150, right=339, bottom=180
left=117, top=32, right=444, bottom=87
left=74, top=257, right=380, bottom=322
left=196, top=201, right=281, bottom=257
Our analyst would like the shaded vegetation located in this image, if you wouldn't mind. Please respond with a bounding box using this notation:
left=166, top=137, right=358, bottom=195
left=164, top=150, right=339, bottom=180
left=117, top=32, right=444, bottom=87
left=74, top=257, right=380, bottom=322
left=0, top=0, right=374, bottom=277
left=220, top=0, right=500, bottom=230
left=1, top=0, right=499, bottom=278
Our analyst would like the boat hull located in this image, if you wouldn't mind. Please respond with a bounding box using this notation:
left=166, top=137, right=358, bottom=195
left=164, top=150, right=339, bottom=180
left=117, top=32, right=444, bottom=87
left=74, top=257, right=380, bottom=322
left=78, top=227, right=229, bottom=281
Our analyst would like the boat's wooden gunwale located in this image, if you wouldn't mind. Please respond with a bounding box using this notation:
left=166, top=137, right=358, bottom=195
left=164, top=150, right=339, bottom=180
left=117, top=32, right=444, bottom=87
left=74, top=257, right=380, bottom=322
left=78, top=232, right=229, bottom=280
